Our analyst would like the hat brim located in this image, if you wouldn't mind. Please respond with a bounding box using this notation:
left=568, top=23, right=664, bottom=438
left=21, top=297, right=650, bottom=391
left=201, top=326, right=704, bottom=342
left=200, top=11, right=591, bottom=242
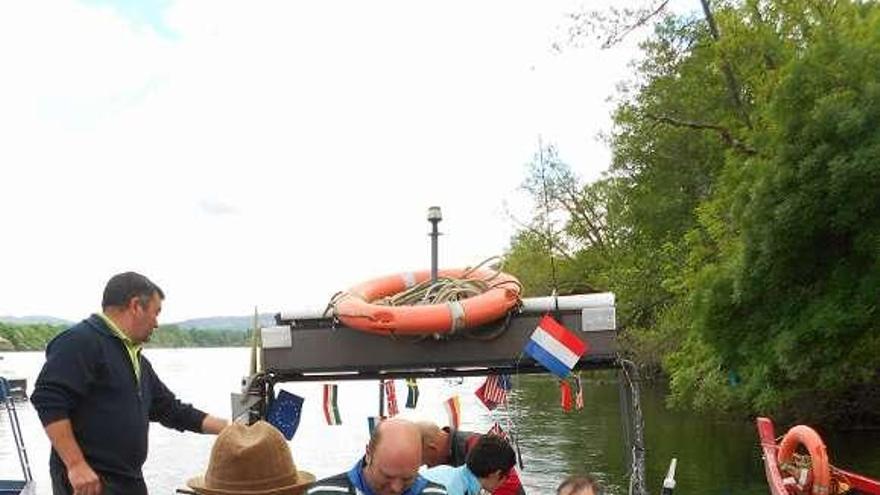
left=187, top=471, right=316, bottom=495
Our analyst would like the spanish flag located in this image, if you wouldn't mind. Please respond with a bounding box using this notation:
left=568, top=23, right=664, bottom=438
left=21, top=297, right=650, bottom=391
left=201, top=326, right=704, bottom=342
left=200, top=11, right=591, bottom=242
left=444, top=395, right=461, bottom=430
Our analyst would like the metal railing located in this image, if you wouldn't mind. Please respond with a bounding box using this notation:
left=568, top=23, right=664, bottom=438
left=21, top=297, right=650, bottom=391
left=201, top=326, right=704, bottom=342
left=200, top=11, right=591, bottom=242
left=1, top=377, right=32, bottom=485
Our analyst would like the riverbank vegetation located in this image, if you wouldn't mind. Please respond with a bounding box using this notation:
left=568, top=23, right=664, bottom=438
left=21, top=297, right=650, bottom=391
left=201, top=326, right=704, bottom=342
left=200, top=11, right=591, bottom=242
left=506, top=0, right=880, bottom=426
left=0, top=322, right=249, bottom=350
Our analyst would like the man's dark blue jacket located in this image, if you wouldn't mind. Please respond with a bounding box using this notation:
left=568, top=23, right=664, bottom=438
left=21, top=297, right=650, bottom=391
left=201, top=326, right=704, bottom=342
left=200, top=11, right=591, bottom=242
left=31, top=315, right=207, bottom=487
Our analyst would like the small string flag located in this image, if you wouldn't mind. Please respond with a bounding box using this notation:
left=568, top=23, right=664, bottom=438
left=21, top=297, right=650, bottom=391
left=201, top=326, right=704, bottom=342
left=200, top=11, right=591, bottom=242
left=560, top=380, right=573, bottom=412
left=383, top=379, right=399, bottom=417
left=378, top=380, right=386, bottom=418
left=475, top=374, right=511, bottom=411
left=266, top=389, right=304, bottom=440
left=523, top=314, right=588, bottom=378
left=405, top=378, right=419, bottom=409
left=445, top=395, right=461, bottom=429
left=487, top=422, right=508, bottom=439
left=323, top=384, right=341, bottom=425
left=367, top=416, right=381, bottom=435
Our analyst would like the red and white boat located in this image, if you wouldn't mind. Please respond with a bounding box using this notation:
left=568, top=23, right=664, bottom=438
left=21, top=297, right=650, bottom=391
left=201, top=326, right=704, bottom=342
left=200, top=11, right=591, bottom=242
left=757, top=417, right=880, bottom=495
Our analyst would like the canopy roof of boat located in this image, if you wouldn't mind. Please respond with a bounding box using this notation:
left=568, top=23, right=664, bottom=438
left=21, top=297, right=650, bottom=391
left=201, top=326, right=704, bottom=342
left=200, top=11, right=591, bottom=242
left=238, top=292, right=647, bottom=495
left=260, top=293, right=618, bottom=383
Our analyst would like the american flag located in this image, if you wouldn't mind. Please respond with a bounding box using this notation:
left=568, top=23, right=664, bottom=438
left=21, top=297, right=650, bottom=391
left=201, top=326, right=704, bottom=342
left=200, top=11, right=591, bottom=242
left=475, top=374, right=511, bottom=410
left=487, top=422, right=508, bottom=439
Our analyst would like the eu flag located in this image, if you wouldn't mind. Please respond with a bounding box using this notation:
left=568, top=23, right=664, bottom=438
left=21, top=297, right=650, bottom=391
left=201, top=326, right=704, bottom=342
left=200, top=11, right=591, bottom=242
left=267, top=389, right=304, bottom=440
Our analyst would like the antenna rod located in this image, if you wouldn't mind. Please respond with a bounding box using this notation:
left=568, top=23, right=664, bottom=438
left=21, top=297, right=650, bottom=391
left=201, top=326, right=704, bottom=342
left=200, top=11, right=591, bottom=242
left=427, top=206, right=442, bottom=282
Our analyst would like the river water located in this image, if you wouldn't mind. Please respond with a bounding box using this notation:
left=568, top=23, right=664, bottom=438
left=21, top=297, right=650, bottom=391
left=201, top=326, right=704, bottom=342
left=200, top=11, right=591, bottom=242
left=2, top=348, right=878, bottom=494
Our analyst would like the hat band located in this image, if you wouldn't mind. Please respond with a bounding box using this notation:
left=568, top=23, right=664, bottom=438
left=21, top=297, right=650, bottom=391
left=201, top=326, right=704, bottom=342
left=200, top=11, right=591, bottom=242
left=205, top=471, right=302, bottom=491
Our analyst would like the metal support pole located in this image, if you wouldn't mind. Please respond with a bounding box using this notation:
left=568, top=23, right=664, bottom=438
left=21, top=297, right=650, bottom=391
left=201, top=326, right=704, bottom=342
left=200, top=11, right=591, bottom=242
left=618, top=359, right=648, bottom=495
left=427, top=207, right=442, bottom=282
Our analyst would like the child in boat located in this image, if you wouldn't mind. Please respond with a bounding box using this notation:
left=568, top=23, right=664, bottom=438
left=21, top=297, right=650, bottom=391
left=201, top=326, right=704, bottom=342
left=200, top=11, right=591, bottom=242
left=418, top=421, right=525, bottom=495
left=420, top=435, right=517, bottom=495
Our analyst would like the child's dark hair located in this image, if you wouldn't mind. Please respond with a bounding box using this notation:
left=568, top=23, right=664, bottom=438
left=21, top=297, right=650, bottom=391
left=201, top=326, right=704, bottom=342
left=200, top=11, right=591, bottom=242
left=465, top=435, right=516, bottom=478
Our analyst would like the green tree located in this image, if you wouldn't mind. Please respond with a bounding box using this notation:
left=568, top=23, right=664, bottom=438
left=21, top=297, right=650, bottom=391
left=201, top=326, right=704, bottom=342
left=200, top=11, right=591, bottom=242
left=0, top=322, right=64, bottom=350
left=670, top=1, right=880, bottom=424
left=509, top=0, right=880, bottom=424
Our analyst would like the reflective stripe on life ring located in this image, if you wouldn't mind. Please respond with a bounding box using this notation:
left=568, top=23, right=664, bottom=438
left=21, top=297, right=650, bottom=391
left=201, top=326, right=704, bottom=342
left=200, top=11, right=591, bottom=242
left=401, top=272, right=417, bottom=289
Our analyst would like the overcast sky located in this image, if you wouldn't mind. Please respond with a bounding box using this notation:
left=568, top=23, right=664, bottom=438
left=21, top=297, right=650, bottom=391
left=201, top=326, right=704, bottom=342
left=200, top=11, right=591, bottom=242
left=0, top=0, right=691, bottom=322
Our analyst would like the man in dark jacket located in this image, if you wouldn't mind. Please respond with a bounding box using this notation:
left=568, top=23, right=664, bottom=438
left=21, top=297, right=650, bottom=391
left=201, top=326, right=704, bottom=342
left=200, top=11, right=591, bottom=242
left=417, top=422, right=525, bottom=495
left=307, top=418, right=447, bottom=495
left=31, top=272, right=228, bottom=495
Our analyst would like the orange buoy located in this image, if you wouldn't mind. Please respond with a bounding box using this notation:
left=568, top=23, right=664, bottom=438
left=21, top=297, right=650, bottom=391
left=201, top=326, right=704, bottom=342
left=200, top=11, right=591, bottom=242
left=333, top=268, right=521, bottom=335
left=778, top=425, right=832, bottom=495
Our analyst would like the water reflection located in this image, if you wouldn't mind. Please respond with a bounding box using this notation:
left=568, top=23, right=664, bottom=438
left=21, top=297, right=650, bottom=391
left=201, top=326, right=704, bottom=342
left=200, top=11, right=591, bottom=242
left=511, top=374, right=880, bottom=495
left=513, top=374, right=627, bottom=493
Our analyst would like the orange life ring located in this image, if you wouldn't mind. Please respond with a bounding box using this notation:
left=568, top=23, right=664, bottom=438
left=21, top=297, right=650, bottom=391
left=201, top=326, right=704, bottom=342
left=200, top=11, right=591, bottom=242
left=334, top=268, right=522, bottom=335
left=778, top=425, right=832, bottom=495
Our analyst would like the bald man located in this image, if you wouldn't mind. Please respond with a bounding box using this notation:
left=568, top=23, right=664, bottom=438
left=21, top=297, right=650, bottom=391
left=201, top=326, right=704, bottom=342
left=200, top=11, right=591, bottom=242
left=308, top=418, right=448, bottom=495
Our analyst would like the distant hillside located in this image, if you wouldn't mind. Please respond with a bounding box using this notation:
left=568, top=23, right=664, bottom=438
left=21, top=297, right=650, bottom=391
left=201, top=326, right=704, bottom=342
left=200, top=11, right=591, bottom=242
left=170, top=313, right=276, bottom=331
left=0, top=315, right=73, bottom=326
left=0, top=313, right=278, bottom=333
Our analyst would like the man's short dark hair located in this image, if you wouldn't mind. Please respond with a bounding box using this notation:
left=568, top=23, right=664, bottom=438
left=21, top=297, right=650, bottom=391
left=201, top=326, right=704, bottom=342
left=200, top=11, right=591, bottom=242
left=465, top=435, right=516, bottom=478
left=557, top=474, right=601, bottom=495
left=102, top=272, right=164, bottom=309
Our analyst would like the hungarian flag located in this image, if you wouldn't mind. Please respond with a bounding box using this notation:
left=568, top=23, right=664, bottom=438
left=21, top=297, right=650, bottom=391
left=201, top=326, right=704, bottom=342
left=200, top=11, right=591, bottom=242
left=444, top=395, right=461, bottom=430
left=474, top=374, right=511, bottom=410
left=266, top=389, right=304, bottom=440
left=323, top=384, right=341, bottom=425
left=524, top=315, right=588, bottom=378
left=405, top=378, right=419, bottom=409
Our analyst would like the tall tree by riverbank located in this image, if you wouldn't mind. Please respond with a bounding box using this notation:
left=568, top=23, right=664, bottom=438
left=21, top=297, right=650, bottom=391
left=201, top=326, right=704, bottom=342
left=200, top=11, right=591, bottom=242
left=506, top=0, right=880, bottom=425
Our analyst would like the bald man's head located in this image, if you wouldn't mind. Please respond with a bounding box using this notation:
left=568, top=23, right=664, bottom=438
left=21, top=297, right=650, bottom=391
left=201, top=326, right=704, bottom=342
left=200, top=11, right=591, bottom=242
left=415, top=421, right=449, bottom=467
left=364, top=419, right=423, bottom=495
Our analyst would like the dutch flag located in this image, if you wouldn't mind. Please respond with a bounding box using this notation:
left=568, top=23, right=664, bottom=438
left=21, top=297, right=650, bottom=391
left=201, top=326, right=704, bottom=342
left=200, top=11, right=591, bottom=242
left=524, top=315, right=589, bottom=378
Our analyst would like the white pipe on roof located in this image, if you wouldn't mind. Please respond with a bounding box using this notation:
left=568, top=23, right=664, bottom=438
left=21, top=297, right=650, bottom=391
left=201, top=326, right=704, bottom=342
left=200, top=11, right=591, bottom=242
left=277, top=292, right=615, bottom=321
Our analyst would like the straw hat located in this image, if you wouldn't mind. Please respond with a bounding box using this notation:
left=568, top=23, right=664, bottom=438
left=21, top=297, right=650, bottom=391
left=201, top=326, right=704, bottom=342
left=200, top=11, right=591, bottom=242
left=187, top=421, right=316, bottom=495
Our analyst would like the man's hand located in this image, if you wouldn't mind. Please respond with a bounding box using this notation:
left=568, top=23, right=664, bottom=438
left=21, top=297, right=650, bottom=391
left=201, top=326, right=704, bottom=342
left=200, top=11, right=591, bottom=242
left=201, top=414, right=229, bottom=434
left=68, top=459, right=102, bottom=495
left=44, top=419, right=103, bottom=494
